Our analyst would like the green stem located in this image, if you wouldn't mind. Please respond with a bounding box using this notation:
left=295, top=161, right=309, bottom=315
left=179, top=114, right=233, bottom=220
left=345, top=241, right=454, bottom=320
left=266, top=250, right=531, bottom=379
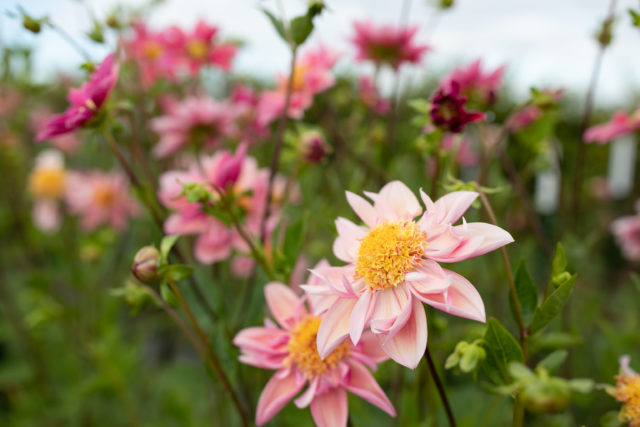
left=512, top=396, right=525, bottom=427
left=425, top=348, right=456, bottom=427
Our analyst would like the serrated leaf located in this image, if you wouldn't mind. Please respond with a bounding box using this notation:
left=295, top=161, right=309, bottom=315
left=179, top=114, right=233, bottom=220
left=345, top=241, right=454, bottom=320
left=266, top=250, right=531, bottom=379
left=530, top=274, right=575, bottom=334
left=262, top=9, right=287, bottom=42
left=290, top=15, right=313, bottom=46
left=509, top=260, right=539, bottom=327
left=160, top=235, right=179, bottom=261
left=481, top=318, right=524, bottom=384
left=536, top=350, right=567, bottom=374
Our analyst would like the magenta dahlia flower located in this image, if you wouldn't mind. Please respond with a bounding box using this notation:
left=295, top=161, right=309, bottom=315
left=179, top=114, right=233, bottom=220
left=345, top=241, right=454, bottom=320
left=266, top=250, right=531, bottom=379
left=36, top=53, right=118, bottom=141
left=307, top=181, right=513, bottom=368
left=234, top=278, right=395, bottom=426
left=441, top=59, right=505, bottom=105
left=584, top=109, right=640, bottom=144
left=430, top=81, right=485, bottom=134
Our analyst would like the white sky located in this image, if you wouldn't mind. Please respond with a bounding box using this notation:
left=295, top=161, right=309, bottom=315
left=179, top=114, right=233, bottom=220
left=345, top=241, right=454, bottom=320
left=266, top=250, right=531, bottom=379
left=3, top=0, right=640, bottom=106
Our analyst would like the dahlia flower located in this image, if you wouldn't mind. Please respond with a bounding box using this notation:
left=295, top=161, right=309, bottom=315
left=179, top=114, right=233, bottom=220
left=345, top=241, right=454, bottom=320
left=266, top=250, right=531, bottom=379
left=430, top=81, right=485, bottom=134
left=150, top=96, right=237, bottom=158
left=28, top=150, right=67, bottom=232
left=258, top=46, right=339, bottom=125
left=441, top=59, right=505, bottom=106
left=178, top=20, right=237, bottom=76
left=607, top=356, right=640, bottom=426
left=584, top=109, right=640, bottom=144
left=234, top=277, right=395, bottom=426
left=36, top=53, right=118, bottom=141
left=307, top=181, right=513, bottom=368
left=230, top=84, right=269, bottom=143
left=31, top=109, right=81, bottom=154
left=611, top=201, right=640, bottom=262
left=65, top=170, right=139, bottom=231
left=351, top=21, right=430, bottom=70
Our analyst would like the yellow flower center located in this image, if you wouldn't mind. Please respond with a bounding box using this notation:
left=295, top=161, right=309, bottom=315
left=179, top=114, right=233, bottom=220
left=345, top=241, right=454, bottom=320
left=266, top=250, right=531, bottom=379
left=28, top=168, right=66, bottom=199
left=279, top=63, right=309, bottom=93
left=616, top=374, right=640, bottom=425
left=143, top=41, right=164, bottom=60
left=93, top=184, right=116, bottom=208
left=186, top=40, right=209, bottom=60
left=355, top=221, right=427, bottom=291
left=286, top=316, right=350, bottom=380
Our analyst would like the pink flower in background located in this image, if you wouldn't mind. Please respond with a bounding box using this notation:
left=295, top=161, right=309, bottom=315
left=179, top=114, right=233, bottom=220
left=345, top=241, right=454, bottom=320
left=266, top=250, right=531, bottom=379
left=158, top=146, right=287, bottom=265
left=505, top=105, right=542, bottom=132
left=430, top=81, right=485, bottom=134
left=351, top=21, right=430, bottom=70
left=179, top=20, right=237, bottom=75
left=258, top=45, right=339, bottom=125
left=234, top=279, right=395, bottom=426
left=230, top=85, right=270, bottom=143
left=358, top=76, right=390, bottom=115
left=151, top=96, right=237, bottom=158
left=307, top=181, right=513, bottom=368
left=611, top=201, right=640, bottom=262
left=608, top=355, right=640, bottom=426
left=66, top=170, right=139, bottom=231
left=442, top=59, right=505, bottom=105
left=584, top=109, right=640, bottom=144
left=37, top=53, right=118, bottom=141
left=31, top=109, right=82, bottom=154
left=28, top=150, right=68, bottom=233
left=439, top=133, right=478, bottom=167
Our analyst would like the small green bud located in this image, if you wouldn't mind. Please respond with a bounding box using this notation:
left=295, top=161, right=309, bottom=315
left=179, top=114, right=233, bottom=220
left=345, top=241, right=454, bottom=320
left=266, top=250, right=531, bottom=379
left=439, top=0, right=454, bottom=9
left=22, top=15, right=42, bottom=33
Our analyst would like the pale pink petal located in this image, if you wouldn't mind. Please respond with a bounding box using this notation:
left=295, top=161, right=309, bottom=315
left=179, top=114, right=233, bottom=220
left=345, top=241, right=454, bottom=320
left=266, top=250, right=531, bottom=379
left=265, top=282, right=302, bottom=329
left=619, top=355, right=638, bottom=377
left=418, top=270, right=486, bottom=322
left=256, top=370, right=304, bottom=426
left=310, top=388, right=348, bottom=427
left=294, top=377, right=319, bottom=408
left=349, top=289, right=376, bottom=345
left=378, top=297, right=427, bottom=369
left=317, top=298, right=358, bottom=359
left=445, top=222, right=514, bottom=262
left=406, top=260, right=451, bottom=295
left=333, top=217, right=367, bottom=262
left=369, top=286, right=411, bottom=334
left=356, top=330, right=390, bottom=364
left=346, top=191, right=378, bottom=227
left=374, top=180, right=422, bottom=221
left=434, top=191, right=478, bottom=225
left=344, top=360, right=396, bottom=416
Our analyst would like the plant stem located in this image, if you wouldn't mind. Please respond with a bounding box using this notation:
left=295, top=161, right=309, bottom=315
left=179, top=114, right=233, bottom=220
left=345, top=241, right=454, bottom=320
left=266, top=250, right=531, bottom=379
left=166, top=279, right=250, bottom=427
left=475, top=184, right=528, bottom=359
left=512, top=396, right=525, bottom=427
left=425, top=348, right=456, bottom=427
left=260, top=47, right=298, bottom=245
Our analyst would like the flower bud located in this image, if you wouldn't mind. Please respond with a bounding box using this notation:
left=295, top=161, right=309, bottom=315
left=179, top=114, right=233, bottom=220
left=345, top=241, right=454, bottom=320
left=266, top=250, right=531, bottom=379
left=132, top=246, right=161, bottom=283
left=22, top=15, right=42, bottom=33
left=445, top=340, right=486, bottom=373
left=300, top=130, right=330, bottom=164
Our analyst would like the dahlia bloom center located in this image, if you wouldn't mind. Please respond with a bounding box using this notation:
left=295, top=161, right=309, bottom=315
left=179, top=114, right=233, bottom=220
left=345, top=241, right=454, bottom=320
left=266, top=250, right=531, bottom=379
left=186, top=40, right=209, bottom=59
left=283, top=64, right=309, bottom=93
left=93, top=185, right=117, bottom=208
left=616, top=374, right=640, bottom=424
left=29, top=168, right=66, bottom=199
left=143, top=41, right=164, bottom=60
left=286, top=315, right=350, bottom=379
left=355, top=221, right=426, bottom=291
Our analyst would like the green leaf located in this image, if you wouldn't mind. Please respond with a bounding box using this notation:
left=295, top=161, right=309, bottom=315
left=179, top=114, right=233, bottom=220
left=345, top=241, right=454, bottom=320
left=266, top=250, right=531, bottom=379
left=629, top=9, right=640, bottom=28
left=536, top=350, right=568, bottom=374
left=162, top=264, right=193, bottom=282
left=481, top=318, right=524, bottom=384
left=262, top=9, right=287, bottom=42
left=568, top=378, right=594, bottom=393
left=283, top=218, right=305, bottom=265
left=508, top=362, right=535, bottom=380
left=290, top=15, right=313, bottom=46
left=551, top=243, right=567, bottom=277
left=530, top=274, right=575, bottom=335
left=160, top=235, right=179, bottom=261
left=529, top=332, right=582, bottom=354
left=160, top=282, right=179, bottom=307
left=509, top=261, right=539, bottom=327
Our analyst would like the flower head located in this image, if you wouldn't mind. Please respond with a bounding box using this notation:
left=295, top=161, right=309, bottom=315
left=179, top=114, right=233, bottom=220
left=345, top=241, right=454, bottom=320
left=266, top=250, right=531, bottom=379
left=37, top=53, right=118, bottom=141
left=234, top=268, right=395, bottom=426
left=28, top=150, right=67, bottom=232
left=441, top=59, right=505, bottom=106
left=179, top=20, right=237, bottom=75
left=609, top=356, right=640, bottom=426
left=611, top=201, right=640, bottom=262
left=584, top=108, right=640, bottom=144
left=351, top=21, right=430, bottom=70
left=430, top=81, right=485, bottom=133
left=307, top=181, right=513, bottom=368
left=65, top=170, right=139, bottom=231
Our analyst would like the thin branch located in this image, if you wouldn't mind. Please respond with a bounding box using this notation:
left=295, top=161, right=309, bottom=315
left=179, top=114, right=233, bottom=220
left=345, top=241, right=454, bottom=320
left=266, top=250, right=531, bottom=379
left=425, top=348, right=456, bottom=427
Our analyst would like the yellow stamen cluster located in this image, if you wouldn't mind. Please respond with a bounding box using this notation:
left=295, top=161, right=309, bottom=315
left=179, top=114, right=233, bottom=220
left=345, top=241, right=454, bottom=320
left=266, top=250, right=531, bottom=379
left=615, top=374, right=640, bottom=426
left=355, top=221, right=427, bottom=291
left=93, top=184, right=116, bottom=208
left=28, top=168, right=66, bottom=199
left=286, top=316, right=350, bottom=380
left=186, top=40, right=209, bottom=60
left=143, top=41, right=164, bottom=60
left=282, top=63, right=309, bottom=93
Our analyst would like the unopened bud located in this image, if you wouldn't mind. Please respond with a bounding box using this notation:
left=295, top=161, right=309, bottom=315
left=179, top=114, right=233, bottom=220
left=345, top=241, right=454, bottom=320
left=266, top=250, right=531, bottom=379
left=300, top=131, right=330, bottom=164
left=439, top=0, right=454, bottom=9
left=132, top=246, right=161, bottom=283
left=106, top=13, right=121, bottom=29
left=22, top=15, right=42, bottom=33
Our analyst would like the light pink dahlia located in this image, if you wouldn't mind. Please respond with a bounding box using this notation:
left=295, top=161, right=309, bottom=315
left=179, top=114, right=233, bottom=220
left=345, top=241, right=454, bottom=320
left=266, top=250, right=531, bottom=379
left=611, top=201, right=640, bottom=262
left=307, top=181, right=513, bottom=369
left=234, top=277, right=395, bottom=426
left=441, top=59, right=505, bottom=105
left=584, top=109, right=640, bottom=144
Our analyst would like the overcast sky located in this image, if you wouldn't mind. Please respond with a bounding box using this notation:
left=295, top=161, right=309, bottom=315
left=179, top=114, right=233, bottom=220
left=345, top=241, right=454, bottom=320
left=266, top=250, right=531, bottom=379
left=3, top=0, right=640, bottom=107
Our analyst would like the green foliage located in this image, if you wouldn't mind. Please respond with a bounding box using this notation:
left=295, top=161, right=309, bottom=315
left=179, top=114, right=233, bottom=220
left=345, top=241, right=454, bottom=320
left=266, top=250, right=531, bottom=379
left=480, top=318, right=524, bottom=384
left=530, top=274, right=575, bottom=335
left=509, top=261, right=539, bottom=326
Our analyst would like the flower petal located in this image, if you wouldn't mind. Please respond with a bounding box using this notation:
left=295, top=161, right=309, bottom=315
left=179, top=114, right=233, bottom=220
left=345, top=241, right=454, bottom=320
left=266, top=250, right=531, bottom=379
left=350, top=289, right=376, bottom=345
left=317, top=297, right=358, bottom=359
left=256, top=370, right=304, bottom=426
left=344, top=360, right=396, bottom=416
left=374, top=181, right=422, bottom=221
left=265, top=282, right=302, bottom=329
left=418, top=269, right=486, bottom=322
left=346, top=190, right=378, bottom=227
left=333, top=217, right=367, bottom=262
left=434, top=191, right=478, bottom=225
left=310, top=388, right=348, bottom=427
left=378, top=297, right=427, bottom=369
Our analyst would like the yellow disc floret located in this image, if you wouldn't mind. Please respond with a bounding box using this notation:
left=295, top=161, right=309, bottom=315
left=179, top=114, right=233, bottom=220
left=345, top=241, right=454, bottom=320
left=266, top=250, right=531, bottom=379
left=93, top=184, right=116, bottom=208
left=186, top=40, right=209, bottom=60
left=615, top=374, right=640, bottom=426
left=286, top=316, right=350, bottom=380
left=356, top=221, right=427, bottom=291
left=28, top=168, right=67, bottom=199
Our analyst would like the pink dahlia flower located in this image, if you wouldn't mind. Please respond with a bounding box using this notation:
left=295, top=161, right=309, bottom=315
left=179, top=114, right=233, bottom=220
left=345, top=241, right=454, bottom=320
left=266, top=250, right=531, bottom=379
left=234, top=278, right=395, bottom=426
left=230, top=84, right=270, bottom=143
left=611, top=201, right=640, bottom=262
left=28, top=150, right=68, bottom=233
left=351, top=21, right=430, bottom=70
left=150, top=95, right=237, bottom=158
left=258, top=45, right=339, bottom=125
left=608, top=355, right=640, bottom=426
left=37, top=53, right=118, bottom=141
left=430, top=81, right=485, bottom=134
left=584, top=109, right=640, bottom=144
left=307, top=181, right=513, bottom=368
left=441, top=59, right=505, bottom=106
left=66, top=170, right=139, bottom=231
left=178, top=20, right=237, bottom=76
